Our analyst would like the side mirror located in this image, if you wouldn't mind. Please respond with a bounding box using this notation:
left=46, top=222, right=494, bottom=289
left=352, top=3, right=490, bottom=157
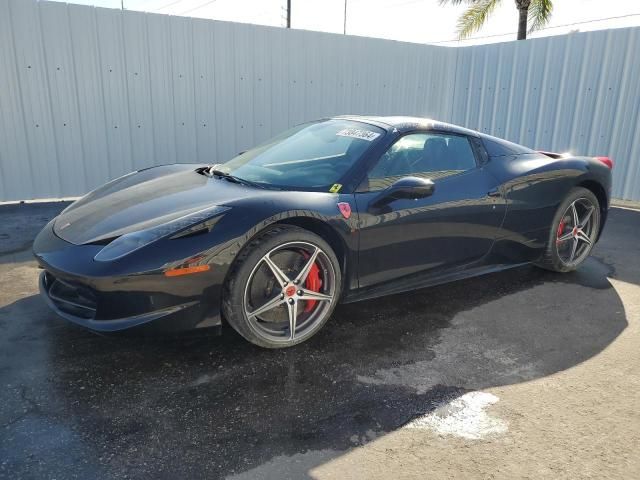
left=371, top=176, right=435, bottom=209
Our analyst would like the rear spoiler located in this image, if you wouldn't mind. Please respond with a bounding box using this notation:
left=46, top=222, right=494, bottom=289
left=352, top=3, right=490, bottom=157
left=537, top=151, right=613, bottom=169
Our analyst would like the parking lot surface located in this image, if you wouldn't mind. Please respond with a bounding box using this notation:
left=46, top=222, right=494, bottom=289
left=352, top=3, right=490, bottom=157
left=1, top=203, right=639, bottom=479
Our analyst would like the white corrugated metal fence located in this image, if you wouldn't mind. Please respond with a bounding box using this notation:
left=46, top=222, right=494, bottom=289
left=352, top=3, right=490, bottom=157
left=1, top=0, right=638, bottom=201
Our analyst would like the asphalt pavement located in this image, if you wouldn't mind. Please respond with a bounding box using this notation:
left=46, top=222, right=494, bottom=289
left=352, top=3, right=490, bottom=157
left=1, top=202, right=638, bottom=479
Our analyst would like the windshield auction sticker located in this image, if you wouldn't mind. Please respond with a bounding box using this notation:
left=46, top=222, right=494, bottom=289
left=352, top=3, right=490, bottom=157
left=336, top=128, right=381, bottom=142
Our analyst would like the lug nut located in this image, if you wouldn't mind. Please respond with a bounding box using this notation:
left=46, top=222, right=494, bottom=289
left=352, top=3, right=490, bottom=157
left=288, top=298, right=295, bottom=305
left=297, top=290, right=303, bottom=296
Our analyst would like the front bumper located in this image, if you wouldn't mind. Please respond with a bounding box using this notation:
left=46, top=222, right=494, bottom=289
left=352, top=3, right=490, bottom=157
left=34, top=220, right=223, bottom=333
left=39, top=271, right=204, bottom=332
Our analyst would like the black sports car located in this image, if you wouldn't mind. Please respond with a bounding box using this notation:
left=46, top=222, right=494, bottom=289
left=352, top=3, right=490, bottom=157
left=34, top=116, right=613, bottom=348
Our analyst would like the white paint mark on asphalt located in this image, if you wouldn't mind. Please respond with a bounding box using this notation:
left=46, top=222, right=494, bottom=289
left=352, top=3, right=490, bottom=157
left=189, top=373, right=219, bottom=387
left=356, top=293, right=545, bottom=393
left=405, top=391, right=507, bottom=440
left=357, top=335, right=539, bottom=394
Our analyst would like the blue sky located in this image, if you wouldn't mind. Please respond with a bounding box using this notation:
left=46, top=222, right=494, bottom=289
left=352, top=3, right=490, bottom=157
left=45, top=0, right=640, bottom=45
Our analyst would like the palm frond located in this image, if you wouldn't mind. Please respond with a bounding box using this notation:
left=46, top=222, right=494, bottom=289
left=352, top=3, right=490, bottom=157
left=456, top=0, right=501, bottom=39
left=528, top=0, right=553, bottom=33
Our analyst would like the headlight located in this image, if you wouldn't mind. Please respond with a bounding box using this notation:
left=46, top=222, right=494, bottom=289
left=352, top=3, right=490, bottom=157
left=94, top=205, right=230, bottom=262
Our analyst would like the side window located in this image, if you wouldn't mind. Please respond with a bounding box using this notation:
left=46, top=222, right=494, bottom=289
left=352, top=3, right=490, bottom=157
left=366, top=132, right=477, bottom=191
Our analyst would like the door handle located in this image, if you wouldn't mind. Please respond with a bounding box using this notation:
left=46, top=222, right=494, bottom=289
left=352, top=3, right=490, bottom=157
left=487, top=188, right=501, bottom=197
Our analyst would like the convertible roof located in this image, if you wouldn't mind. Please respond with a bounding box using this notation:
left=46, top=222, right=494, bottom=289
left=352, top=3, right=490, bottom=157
left=334, top=115, right=481, bottom=137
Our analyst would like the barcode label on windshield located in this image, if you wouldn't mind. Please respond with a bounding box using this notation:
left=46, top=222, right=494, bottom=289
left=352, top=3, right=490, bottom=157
left=336, top=128, right=381, bottom=142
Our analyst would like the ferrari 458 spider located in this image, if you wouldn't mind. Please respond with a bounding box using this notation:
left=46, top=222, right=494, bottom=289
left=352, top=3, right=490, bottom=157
left=34, top=116, right=613, bottom=348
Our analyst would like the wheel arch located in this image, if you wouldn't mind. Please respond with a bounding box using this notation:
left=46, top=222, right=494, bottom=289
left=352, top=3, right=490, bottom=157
left=222, top=214, right=351, bottom=306
left=577, top=179, right=608, bottom=239
left=275, top=216, right=349, bottom=284
left=219, top=215, right=346, bottom=346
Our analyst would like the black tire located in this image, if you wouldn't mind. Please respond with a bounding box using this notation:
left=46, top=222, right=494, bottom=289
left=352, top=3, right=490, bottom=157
left=536, top=187, right=601, bottom=273
left=222, top=225, right=342, bottom=348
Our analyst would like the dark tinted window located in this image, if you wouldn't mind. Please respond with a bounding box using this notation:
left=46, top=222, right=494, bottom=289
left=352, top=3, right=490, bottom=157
left=481, top=134, right=534, bottom=156
left=366, top=132, right=477, bottom=191
left=470, top=136, right=489, bottom=165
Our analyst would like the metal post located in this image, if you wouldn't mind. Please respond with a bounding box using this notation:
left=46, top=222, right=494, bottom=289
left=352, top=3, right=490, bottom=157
left=343, top=0, right=347, bottom=34
left=287, top=0, right=291, bottom=28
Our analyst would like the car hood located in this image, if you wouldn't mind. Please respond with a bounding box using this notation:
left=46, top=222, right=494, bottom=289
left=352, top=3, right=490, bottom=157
left=54, top=164, right=258, bottom=245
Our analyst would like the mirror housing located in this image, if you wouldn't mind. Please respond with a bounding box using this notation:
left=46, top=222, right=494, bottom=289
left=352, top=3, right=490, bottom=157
left=370, top=176, right=435, bottom=209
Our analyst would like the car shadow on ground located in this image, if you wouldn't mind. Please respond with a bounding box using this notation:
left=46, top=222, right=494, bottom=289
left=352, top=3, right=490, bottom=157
left=591, top=207, right=640, bottom=286
left=0, top=251, right=628, bottom=478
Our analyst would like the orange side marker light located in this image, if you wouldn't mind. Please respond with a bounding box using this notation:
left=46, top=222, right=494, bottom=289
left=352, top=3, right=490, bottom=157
left=164, top=264, right=211, bottom=277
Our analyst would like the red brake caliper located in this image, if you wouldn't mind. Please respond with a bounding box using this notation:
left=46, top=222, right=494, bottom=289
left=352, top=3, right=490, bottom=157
left=302, top=253, right=322, bottom=313
left=556, top=218, right=566, bottom=243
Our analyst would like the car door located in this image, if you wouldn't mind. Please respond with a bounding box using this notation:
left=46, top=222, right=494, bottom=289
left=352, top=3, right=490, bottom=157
left=354, top=131, right=506, bottom=288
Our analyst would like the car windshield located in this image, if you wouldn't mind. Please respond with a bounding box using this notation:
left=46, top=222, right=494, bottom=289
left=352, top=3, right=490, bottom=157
left=216, top=119, right=385, bottom=191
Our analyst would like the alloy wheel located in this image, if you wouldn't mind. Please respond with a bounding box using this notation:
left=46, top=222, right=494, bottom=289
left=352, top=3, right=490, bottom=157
left=243, top=241, right=336, bottom=344
left=555, top=198, right=598, bottom=266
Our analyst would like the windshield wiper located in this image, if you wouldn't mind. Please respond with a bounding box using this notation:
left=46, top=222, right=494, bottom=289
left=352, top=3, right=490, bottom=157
left=204, top=165, right=263, bottom=189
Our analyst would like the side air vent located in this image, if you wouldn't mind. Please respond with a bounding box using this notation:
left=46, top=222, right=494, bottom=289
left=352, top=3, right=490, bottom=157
left=43, top=272, right=97, bottom=319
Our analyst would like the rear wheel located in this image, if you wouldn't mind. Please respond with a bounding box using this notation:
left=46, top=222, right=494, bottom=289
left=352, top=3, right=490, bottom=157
left=536, top=187, right=600, bottom=272
left=222, top=225, right=341, bottom=348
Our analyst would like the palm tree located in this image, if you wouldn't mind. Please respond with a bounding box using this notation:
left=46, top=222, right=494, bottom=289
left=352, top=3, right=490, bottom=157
left=439, top=0, right=553, bottom=41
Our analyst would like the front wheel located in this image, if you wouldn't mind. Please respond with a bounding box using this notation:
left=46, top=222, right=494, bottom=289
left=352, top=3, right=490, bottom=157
left=536, top=187, right=601, bottom=273
left=222, top=225, right=341, bottom=348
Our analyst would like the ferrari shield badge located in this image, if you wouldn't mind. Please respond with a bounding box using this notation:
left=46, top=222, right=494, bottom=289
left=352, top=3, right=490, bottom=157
left=329, top=183, right=342, bottom=193
left=337, top=202, right=351, bottom=219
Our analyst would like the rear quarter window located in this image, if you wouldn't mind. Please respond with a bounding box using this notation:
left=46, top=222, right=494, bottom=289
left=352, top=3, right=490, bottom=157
left=481, top=134, right=534, bottom=157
